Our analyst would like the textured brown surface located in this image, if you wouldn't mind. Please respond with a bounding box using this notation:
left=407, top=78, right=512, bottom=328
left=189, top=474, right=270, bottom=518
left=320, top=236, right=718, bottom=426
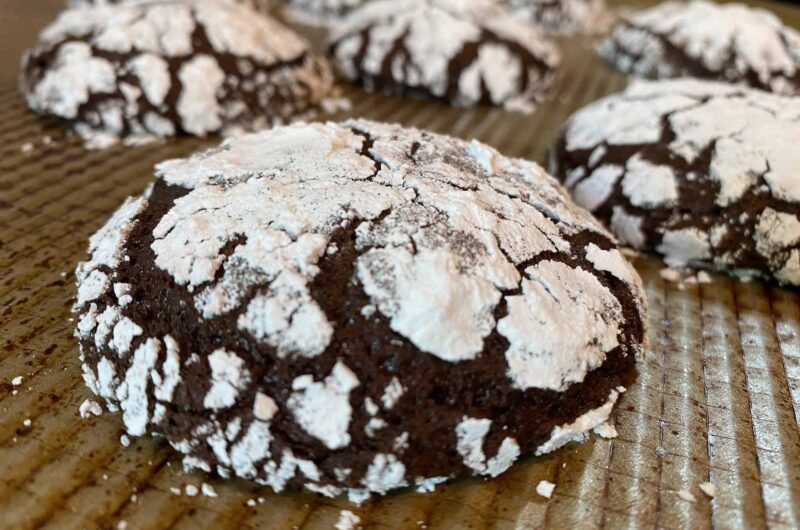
left=2, top=1, right=800, bottom=529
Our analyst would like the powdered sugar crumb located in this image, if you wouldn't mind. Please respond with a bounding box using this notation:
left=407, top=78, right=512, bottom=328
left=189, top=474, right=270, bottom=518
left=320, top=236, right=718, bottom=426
left=677, top=489, right=697, bottom=503
left=201, top=483, right=218, bottom=498
left=699, top=482, right=716, bottom=498
left=335, top=510, right=361, bottom=530
left=536, top=480, right=556, bottom=498
left=79, top=398, right=103, bottom=418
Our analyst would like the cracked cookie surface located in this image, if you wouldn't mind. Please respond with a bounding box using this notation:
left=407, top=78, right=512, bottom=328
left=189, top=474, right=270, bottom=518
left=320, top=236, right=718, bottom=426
left=22, top=0, right=333, bottom=147
left=550, top=79, right=800, bottom=284
left=598, top=0, right=800, bottom=95
left=329, top=0, right=560, bottom=112
left=74, top=119, right=646, bottom=500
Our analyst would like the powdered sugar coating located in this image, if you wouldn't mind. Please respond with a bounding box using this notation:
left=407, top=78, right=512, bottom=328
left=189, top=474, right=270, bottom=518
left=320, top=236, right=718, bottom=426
left=551, top=79, right=800, bottom=284
left=23, top=0, right=333, bottom=146
left=329, top=0, right=560, bottom=112
left=598, top=0, right=800, bottom=95
left=497, top=0, right=612, bottom=35
left=74, top=119, right=645, bottom=498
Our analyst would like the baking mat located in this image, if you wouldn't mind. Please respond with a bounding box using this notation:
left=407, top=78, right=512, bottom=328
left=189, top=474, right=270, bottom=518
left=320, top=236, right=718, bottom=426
left=1, top=1, right=800, bottom=528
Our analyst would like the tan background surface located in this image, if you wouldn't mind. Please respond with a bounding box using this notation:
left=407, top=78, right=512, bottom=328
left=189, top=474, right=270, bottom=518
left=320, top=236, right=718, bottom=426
left=1, top=1, right=800, bottom=529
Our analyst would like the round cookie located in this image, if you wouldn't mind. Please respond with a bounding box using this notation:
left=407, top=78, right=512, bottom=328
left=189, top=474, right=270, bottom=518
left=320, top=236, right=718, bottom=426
left=329, top=0, right=560, bottom=112
left=497, top=0, right=611, bottom=35
left=74, top=119, right=646, bottom=500
left=22, top=0, right=333, bottom=147
left=598, top=0, right=800, bottom=95
left=550, top=79, right=800, bottom=284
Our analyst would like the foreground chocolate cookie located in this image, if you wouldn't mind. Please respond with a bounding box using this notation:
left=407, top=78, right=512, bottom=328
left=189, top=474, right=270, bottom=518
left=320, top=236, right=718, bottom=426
left=550, top=79, right=800, bottom=284
left=74, top=119, right=646, bottom=500
left=329, top=0, right=560, bottom=112
left=22, top=0, right=333, bottom=147
left=598, top=0, right=800, bottom=95
left=498, top=0, right=611, bottom=34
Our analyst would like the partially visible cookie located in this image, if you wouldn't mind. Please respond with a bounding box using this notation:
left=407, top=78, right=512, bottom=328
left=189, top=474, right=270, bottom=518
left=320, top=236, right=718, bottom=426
left=550, top=79, right=800, bottom=284
left=22, top=0, right=333, bottom=147
left=497, top=0, right=612, bottom=35
left=74, top=119, right=646, bottom=501
left=282, top=0, right=368, bottom=25
left=329, top=0, right=560, bottom=112
left=67, top=0, right=271, bottom=9
left=598, top=0, right=800, bottom=95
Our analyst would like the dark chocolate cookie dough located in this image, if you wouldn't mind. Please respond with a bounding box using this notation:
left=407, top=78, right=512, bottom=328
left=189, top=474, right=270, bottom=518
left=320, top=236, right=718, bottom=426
left=550, top=79, right=800, bottom=284
left=22, top=0, right=333, bottom=147
left=598, top=0, right=800, bottom=95
left=329, top=0, right=560, bottom=112
left=74, top=119, right=646, bottom=501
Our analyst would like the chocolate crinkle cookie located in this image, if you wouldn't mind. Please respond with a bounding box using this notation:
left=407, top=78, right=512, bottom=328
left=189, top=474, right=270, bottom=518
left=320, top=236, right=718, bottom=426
left=74, top=119, right=646, bottom=501
left=22, top=0, right=333, bottom=148
left=67, top=0, right=272, bottom=10
left=497, top=0, right=612, bottom=35
left=329, top=0, right=560, bottom=112
left=550, top=79, right=800, bottom=285
left=282, top=0, right=368, bottom=25
left=598, top=0, right=800, bottom=95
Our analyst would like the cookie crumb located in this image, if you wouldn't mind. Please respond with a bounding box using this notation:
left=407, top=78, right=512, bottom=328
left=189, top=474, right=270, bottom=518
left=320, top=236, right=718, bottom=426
left=335, top=510, right=361, bottom=530
left=79, top=398, right=103, bottom=418
left=660, top=268, right=682, bottom=283
left=593, top=422, right=618, bottom=439
left=201, top=483, right=217, bottom=498
left=536, top=480, right=556, bottom=498
left=321, top=96, right=353, bottom=114
left=677, top=489, right=696, bottom=502
left=697, top=271, right=712, bottom=284
left=699, top=482, right=716, bottom=498
left=620, top=247, right=640, bottom=259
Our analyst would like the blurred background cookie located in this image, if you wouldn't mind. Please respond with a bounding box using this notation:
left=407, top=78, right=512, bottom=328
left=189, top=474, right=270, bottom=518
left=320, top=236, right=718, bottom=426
left=598, top=0, right=800, bottom=95
left=497, top=0, right=612, bottom=34
left=21, top=0, right=334, bottom=147
left=550, top=79, right=800, bottom=284
left=329, top=0, right=560, bottom=112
